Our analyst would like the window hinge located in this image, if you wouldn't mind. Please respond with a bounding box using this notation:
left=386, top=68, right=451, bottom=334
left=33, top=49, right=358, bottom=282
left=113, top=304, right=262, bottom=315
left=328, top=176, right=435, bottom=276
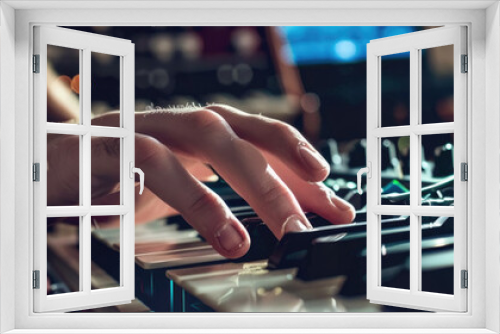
left=461, top=162, right=468, bottom=181
left=33, top=270, right=40, bottom=289
left=461, top=270, right=468, bottom=289
left=33, top=54, right=40, bottom=73
left=461, top=54, right=468, bottom=73
left=33, top=163, right=40, bottom=182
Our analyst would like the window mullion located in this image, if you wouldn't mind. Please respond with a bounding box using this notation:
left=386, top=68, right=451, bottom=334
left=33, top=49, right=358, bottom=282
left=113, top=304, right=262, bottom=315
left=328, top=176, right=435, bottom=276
left=82, top=214, right=91, bottom=293
left=373, top=123, right=454, bottom=138
left=82, top=48, right=92, bottom=294
left=89, top=126, right=128, bottom=138
left=82, top=48, right=91, bottom=207
left=409, top=47, right=420, bottom=294
left=412, top=122, right=454, bottom=135
left=373, top=205, right=454, bottom=217
left=416, top=47, right=424, bottom=292
left=46, top=123, right=87, bottom=135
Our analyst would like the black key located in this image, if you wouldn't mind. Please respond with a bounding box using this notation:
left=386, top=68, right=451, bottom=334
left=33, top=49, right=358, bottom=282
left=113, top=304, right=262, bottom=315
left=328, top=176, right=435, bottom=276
left=220, top=197, right=249, bottom=208
left=295, top=229, right=453, bottom=298
left=234, top=217, right=278, bottom=263
left=268, top=216, right=410, bottom=270
left=276, top=216, right=452, bottom=279
left=233, top=212, right=352, bottom=262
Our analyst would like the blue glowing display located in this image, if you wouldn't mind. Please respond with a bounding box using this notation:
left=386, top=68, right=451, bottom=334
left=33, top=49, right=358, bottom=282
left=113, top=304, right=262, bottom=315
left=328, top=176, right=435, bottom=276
left=279, top=26, right=417, bottom=65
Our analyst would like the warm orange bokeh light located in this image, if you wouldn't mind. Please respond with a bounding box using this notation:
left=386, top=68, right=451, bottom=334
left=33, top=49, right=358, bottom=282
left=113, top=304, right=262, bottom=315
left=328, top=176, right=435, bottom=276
left=70, top=74, right=80, bottom=94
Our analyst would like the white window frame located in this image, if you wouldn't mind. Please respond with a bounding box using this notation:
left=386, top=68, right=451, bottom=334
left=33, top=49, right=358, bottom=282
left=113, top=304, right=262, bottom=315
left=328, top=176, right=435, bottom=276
left=1, top=1, right=499, bottom=333
left=33, top=26, right=136, bottom=313
left=366, top=26, right=468, bottom=312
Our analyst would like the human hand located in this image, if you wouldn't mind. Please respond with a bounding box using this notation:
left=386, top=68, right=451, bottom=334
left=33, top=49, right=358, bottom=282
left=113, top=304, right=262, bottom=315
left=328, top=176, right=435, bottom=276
left=47, top=104, right=355, bottom=259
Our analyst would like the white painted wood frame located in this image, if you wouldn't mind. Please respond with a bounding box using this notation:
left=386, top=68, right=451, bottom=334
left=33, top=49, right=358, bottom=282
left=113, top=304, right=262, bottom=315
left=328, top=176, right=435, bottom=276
left=32, top=26, right=135, bottom=313
left=366, top=26, right=467, bottom=312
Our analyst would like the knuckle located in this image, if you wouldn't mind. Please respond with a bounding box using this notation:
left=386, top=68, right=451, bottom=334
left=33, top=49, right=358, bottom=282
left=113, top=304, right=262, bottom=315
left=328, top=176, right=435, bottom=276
left=92, top=137, right=121, bottom=161
left=91, top=137, right=120, bottom=171
left=187, top=191, right=221, bottom=218
left=318, top=183, right=334, bottom=200
left=101, top=137, right=121, bottom=157
left=204, top=103, right=230, bottom=114
left=190, top=109, right=237, bottom=153
left=135, top=135, right=169, bottom=167
left=260, top=182, right=288, bottom=207
left=190, top=109, right=229, bottom=134
left=270, top=120, right=301, bottom=142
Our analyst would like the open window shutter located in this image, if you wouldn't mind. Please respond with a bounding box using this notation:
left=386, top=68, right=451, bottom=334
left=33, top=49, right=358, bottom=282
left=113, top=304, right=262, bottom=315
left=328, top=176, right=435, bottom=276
left=33, top=26, right=135, bottom=312
left=366, top=26, right=467, bottom=312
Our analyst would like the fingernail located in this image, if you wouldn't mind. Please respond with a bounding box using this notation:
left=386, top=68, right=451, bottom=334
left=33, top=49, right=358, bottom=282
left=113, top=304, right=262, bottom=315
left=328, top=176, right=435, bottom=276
left=298, top=143, right=329, bottom=171
left=215, top=223, right=244, bottom=252
left=281, top=214, right=311, bottom=237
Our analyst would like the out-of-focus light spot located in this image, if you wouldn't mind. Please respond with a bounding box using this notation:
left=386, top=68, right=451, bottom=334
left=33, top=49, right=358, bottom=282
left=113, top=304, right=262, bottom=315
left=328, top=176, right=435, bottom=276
left=217, top=64, right=233, bottom=85
left=92, top=27, right=111, bottom=34
left=93, top=52, right=115, bottom=66
left=135, top=99, right=153, bottom=112
left=91, top=101, right=112, bottom=116
left=433, top=238, right=447, bottom=248
left=148, top=68, right=169, bottom=89
left=231, top=28, right=261, bottom=57
left=149, top=34, right=175, bottom=62
left=346, top=181, right=356, bottom=189
left=300, top=93, right=320, bottom=114
left=71, top=74, right=80, bottom=94
left=177, top=32, right=203, bottom=60
left=232, top=63, right=253, bottom=85
left=334, top=39, right=357, bottom=61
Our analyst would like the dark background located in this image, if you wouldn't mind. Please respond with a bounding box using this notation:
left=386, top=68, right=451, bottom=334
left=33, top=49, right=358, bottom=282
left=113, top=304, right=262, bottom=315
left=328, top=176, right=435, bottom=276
left=52, top=26, right=453, bottom=150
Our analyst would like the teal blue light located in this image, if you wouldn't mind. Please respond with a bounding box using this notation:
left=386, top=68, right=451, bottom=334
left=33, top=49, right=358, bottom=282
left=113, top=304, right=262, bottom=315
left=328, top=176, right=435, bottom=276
left=170, top=280, right=174, bottom=312
left=335, top=39, right=357, bottom=60
left=182, top=289, right=186, bottom=312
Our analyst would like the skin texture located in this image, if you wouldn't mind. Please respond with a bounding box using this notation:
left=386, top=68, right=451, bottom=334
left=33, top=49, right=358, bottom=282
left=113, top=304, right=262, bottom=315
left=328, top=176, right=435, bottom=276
left=47, top=105, right=355, bottom=259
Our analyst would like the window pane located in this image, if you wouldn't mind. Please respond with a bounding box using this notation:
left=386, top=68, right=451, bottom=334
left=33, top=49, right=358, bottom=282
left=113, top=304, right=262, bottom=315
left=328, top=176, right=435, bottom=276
left=47, top=45, right=81, bottom=124
left=381, top=52, right=410, bottom=127
left=380, top=215, right=410, bottom=290
left=91, top=137, right=121, bottom=205
left=421, top=134, right=454, bottom=206
left=47, top=134, right=81, bottom=206
left=91, top=216, right=121, bottom=290
left=380, top=136, right=410, bottom=205
left=420, top=216, right=454, bottom=295
left=47, top=218, right=81, bottom=294
left=421, top=45, right=454, bottom=124
left=91, top=52, right=121, bottom=127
